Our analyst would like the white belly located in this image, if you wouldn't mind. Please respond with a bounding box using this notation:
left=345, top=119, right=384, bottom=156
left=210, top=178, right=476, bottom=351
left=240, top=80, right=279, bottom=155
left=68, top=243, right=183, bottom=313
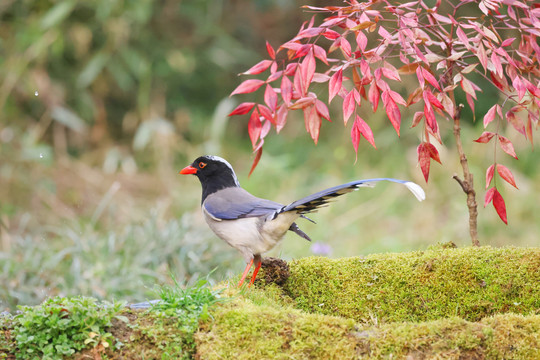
left=203, top=208, right=300, bottom=262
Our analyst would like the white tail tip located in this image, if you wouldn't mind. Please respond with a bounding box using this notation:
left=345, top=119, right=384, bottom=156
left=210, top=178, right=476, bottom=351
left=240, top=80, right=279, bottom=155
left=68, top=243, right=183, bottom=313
left=404, top=182, right=426, bottom=201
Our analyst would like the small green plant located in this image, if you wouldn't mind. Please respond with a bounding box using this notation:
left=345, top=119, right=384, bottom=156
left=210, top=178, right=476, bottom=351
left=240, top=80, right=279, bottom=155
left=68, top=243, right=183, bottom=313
left=11, top=296, right=124, bottom=360
left=141, top=275, right=225, bottom=359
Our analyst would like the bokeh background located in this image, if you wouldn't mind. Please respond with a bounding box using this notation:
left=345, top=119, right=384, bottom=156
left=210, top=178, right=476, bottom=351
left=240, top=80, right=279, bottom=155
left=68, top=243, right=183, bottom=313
left=1, top=0, right=539, bottom=311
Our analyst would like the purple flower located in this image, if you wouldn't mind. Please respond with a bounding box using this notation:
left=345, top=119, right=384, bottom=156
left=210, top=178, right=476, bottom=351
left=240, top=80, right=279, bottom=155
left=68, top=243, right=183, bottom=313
left=310, top=242, right=332, bottom=256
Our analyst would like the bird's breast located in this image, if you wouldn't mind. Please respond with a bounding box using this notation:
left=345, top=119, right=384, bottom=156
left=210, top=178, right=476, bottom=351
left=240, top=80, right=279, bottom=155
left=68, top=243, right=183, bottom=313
left=202, top=208, right=299, bottom=260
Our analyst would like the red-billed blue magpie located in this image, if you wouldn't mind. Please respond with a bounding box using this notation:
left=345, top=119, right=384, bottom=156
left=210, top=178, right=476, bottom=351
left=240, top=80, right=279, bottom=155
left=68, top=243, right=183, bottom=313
left=180, top=155, right=425, bottom=287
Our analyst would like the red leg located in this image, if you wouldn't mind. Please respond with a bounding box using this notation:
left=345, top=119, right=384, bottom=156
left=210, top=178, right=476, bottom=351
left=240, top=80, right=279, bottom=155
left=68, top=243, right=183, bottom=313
left=248, top=256, right=262, bottom=287
left=238, top=259, right=253, bottom=287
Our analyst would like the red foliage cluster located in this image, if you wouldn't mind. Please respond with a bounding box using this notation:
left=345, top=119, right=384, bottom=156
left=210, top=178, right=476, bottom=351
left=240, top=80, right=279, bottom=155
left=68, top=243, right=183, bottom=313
left=229, top=0, right=540, bottom=224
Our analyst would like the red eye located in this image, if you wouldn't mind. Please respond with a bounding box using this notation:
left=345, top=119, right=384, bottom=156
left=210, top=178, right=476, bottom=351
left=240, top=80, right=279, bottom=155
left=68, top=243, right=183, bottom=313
left=199, top=162, right=207, bottom=169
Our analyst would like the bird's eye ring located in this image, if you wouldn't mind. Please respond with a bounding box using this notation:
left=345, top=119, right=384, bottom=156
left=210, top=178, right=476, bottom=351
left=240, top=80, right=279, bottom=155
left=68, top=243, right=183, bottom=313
left=199, top=162, right=207, bottom=169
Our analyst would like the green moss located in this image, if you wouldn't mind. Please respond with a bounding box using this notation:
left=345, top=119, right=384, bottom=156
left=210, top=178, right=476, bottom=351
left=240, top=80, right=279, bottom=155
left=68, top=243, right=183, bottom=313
left=353, top=314, right=540, bottom=359
left=196, top=298, right=540, bottom=359
left=284, top=246, right=540, bottom=322
left=195, top=298, right=358, bottom=360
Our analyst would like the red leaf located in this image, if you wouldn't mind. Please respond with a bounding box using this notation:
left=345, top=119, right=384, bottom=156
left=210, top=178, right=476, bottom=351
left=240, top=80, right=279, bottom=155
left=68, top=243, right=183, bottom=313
left=260, top=117, right=271, bottom=139
left=505, top=107, right=526, bottom=135
left=382, top=91, right=401, bottom=136
left=294, top=44, right=312, bottom=58
left=416, top=66, right=425, bottom=88
left=485, top=164, right=495, bottom=189
left=476, top=43, right=488, bottom=71
left=497, top=164, right=518, bottom=188
left=266, top=41, right=275, bottom=60
left=492, top=189, right=508, bottom=224
left=350, top=116, right=375, bottom=161
left=466, top=93, right=475, bottom=116
left=329, top=69, right=343, bottom=103
left=483, top=104, right=498, bottom=128
left=294, top=64, right=306, bottom=96
left=414, top=44, right=428, bottom=63
left=267, top=70, right=283, bottom=83
left=498, top=135, right=518, bottom=159
left=281, top=76, right=293, bottom=105
left=242, top=60, right=273, bottom=75
left=456, top=26, right=470, bottom=49
left=315, top=99, right=331, bottom=122
left=276, top=104, right=288, bottom=133
left=523, top=78, right=540, bottom=98
left=284, top=63, right=297, bottom=76
left=228, top=102, right=255, bottom=116
left=484, top=187, right=495, bottom=207
left=313, top=45, right=328, bottom=65
left=421, top=68, right=441, bottom=91
left=248, top=110, right=262, bottom=147
left=290, top=96, right=315, bottom=110
left=231, top=79, right=265, bottom=96
left=351, top=118, right=361, bottom=158
left=264, top=85, right=278, bottom=112
left=297, top=27, right=324, bottom=39
left=378, top=26, right=392, bottom=40
left=300, top=49, right=316, bottom=94
left=368, top=82, right=380, bottom=111
left=424, top=101, right=437, bottom=133
left=411, top=111, right=424, bottom=128
left=381, top=68, right=401, bottom=81
left=417, top=143, right=431, bottom=182
left=340, top=37, right=352, bottom=57
left=460, top=78, right=477, bottom=99
left=474, top=131, right=496, bottom=143
left=490, top=51, right=503, bottom=78
left=356, top=30, right=368, bottom=51
left=427, top=143, right=441, bottom=164
left=512, top=76, right=526, bottom=101
left=388, top=90, right=406, bottom=106
left=501, top=38, right=515, bottom=47
left=423, top=89, right=443, bottom=110
left=249, top=147, right=263, bottom=177
left=490, top=71, right=507, bottom=91
left=343, top=90, right=356, bottom=125
left=353, top=115, right=376, bottom=149
left=257, top=104, right=274, bottom=124
left=407, top=87, right=423, bottom=106
left=303, top=105, right=321, bottom=144
left=322, top=29, right=340, bottom=40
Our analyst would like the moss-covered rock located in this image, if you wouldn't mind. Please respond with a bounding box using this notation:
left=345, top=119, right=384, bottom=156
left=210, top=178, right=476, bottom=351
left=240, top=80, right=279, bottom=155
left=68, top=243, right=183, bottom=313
left=196, top=299, right=540, bottom=359
left=195, top=246, right=540, bottom=359
left=284, top=246, right=540, bottom=322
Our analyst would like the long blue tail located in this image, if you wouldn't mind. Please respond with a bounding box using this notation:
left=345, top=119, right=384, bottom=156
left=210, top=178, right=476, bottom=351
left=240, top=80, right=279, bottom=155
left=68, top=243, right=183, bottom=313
left=278, top=178, right=425, bottom=215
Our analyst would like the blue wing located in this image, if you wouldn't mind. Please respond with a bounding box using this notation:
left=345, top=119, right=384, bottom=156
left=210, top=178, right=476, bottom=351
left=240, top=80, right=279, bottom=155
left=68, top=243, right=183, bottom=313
left=203, top=187, right=282, bottom=220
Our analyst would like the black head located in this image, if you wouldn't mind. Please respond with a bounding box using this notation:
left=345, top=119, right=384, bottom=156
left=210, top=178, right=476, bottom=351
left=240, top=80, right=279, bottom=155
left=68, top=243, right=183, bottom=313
left=179, top=155, right=240, bottom=202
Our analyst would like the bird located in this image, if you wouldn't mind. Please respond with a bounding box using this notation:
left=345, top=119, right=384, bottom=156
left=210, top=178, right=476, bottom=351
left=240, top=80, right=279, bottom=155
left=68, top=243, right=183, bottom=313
left=179, top=155, right=425, bottom=287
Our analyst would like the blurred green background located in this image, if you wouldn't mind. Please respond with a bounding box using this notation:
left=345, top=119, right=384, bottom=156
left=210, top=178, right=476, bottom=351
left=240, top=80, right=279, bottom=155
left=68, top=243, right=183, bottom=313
left=1, top=0, right=538, bottom=311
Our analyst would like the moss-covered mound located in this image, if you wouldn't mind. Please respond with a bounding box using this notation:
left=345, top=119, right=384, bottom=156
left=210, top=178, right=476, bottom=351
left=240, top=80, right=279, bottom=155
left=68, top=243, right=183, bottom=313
left=196, top=299, right=540, bottom=359
left=1, top=246, right=539, bottom=359
left=196, top=246, right=540, bottom=359
left=284, top=246, right=540, bottom=322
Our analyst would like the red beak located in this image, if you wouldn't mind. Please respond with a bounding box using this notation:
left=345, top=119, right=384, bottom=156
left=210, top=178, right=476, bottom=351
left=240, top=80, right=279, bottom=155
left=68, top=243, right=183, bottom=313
left=179, top=165, right=197, bottom=175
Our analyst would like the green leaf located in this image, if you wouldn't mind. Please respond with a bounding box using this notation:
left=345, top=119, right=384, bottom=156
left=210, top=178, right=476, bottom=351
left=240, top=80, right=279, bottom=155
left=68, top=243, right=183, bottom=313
left=51, top=106, right=87, bottom=133
left=40, top=1, right=76, bottom=30
left=77, top=52, right=110, bottom=88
